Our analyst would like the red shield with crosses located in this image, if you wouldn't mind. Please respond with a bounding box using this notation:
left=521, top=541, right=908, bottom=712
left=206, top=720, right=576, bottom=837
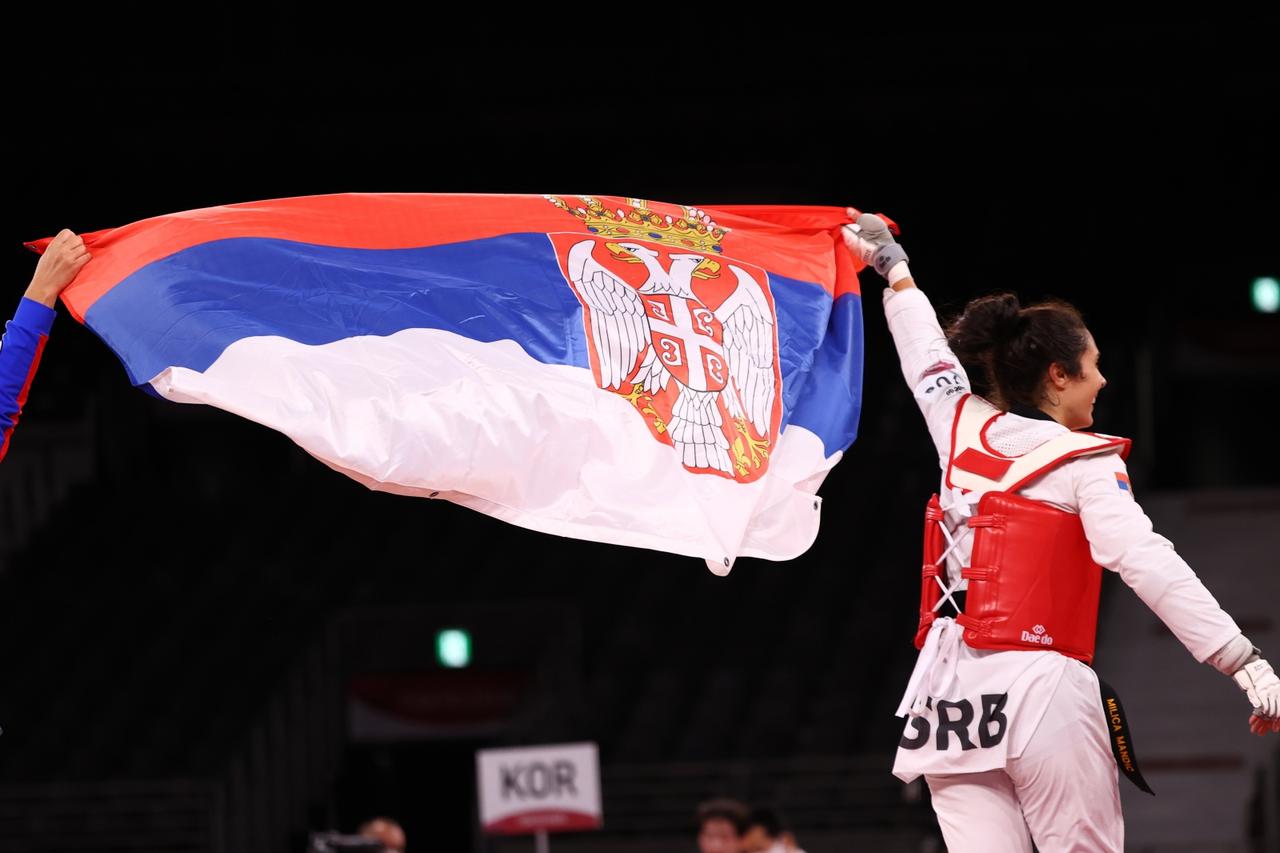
left=639, top=293, right=728, bottom=393
left=550, top=225, right=782, bottom=483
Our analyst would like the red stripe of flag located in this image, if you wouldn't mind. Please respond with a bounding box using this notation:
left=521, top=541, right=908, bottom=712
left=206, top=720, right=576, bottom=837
left=26, top=195, right=859, bottom=322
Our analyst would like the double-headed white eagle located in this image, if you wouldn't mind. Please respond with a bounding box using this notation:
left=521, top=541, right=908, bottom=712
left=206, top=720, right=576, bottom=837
left=568, top=239, right=777, bottom=475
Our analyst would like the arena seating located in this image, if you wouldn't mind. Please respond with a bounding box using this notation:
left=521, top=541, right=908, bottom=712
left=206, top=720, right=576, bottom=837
left=0, top=362, right=941, bottom=850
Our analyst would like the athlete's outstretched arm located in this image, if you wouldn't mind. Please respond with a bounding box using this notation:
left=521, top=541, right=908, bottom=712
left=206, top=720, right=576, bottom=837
left=1071, top=451, right=1280, bottom=733
left=843, top=213, right=970, bottom=466
left=0, top=229, right=90, bottom=463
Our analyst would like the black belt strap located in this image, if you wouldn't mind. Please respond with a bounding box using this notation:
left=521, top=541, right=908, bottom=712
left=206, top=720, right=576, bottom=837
left=1097, top=677, right=1154, bottom=795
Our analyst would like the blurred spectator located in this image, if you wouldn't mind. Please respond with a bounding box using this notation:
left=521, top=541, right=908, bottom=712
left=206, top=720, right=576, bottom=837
left=742, top=805, right=806, bottom=853
left=696, top=798, right=748, bottom=853
left=358, top=817, right=406, bottom=853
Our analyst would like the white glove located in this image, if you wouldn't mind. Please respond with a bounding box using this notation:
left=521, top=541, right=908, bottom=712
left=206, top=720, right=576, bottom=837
left=1232, top=658, right=1280, bottom=735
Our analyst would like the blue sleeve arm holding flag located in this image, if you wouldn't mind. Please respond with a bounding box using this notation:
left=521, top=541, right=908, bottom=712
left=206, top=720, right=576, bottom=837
left=0, top=297, right=56, bottom=463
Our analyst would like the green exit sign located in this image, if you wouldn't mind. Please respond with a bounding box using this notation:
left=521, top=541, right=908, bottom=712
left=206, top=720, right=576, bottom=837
left=436, top=629, right=472, bottom=668
left=1251, top=277, right=1280, bottom=313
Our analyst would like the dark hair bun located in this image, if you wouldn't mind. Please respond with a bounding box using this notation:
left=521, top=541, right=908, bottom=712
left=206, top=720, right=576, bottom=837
left=947, top=292, right=1023, bottom=363
left=945, top=291, right=1088, bottom=410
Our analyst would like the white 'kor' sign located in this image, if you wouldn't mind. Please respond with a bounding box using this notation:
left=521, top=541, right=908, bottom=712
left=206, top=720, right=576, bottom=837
left=476, top=742, right=602, bottom=835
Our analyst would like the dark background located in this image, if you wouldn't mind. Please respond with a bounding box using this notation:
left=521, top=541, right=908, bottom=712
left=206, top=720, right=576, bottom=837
left=1, top=22, right=1277, bottom=852
left=10, top=27, right=1279, bottom=485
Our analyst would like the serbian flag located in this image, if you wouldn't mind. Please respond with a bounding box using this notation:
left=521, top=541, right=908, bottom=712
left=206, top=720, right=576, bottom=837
left=29, top=194, right=870, bottom=573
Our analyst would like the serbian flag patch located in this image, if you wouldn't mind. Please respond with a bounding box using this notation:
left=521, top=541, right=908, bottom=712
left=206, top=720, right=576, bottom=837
left=1116, top=472, right=1133, bottom=493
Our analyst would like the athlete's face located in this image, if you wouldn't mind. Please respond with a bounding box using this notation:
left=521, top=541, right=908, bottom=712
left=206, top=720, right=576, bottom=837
left=1051, top=331, right=1106, bottom=430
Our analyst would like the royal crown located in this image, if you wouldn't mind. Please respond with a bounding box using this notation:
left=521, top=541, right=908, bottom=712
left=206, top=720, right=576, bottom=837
left=545, top=195, right=728, bottom=253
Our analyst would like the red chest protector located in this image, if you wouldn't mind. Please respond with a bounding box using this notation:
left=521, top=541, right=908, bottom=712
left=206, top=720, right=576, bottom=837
left=915, top=395, right=1132, bottom=665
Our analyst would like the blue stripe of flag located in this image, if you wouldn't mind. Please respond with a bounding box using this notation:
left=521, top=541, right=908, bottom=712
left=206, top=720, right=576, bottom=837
left=85, top=234, right=862, bottom=456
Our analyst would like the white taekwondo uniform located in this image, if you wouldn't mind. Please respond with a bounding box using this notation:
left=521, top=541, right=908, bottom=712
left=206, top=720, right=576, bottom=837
left=883, top=285, right=1242, bottom=853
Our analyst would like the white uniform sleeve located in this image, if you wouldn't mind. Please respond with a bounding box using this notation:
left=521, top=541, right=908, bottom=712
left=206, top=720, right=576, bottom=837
left=882, top=287, right=972, bottom=466
left=1070, top=451, right=1242, bottom=662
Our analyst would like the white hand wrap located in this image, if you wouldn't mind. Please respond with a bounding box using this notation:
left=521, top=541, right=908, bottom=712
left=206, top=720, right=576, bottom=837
left=1233, top=658, right=1280, bottom=718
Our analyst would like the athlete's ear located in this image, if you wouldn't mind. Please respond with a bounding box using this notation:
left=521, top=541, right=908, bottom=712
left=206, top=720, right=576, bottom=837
left=1046, top=361, right=1070, bottom=390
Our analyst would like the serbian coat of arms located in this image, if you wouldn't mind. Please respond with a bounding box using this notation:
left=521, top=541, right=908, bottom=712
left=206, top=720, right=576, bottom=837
left=547, top=196, right=782, bottom=482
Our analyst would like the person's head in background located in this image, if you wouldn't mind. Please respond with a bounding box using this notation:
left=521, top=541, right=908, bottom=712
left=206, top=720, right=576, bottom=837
left=741, top=806, right=803, bottom=853
left=696, top=798, right=749, bottom=853
left=358, top=817, right=406, bottom=853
